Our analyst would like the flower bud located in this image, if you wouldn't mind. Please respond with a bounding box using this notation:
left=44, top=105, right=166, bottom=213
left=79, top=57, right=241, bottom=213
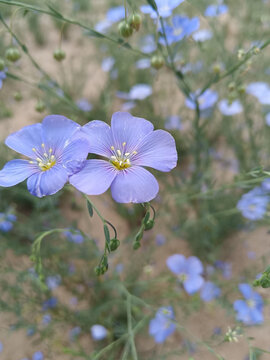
left=35, top=100, right=45, bottom=113
left=94, top=266, right=102, bottom=276
left=0, top=58, right=5, bottom=71
left=118, top=21, right=133, bottom=38
left=253, top=47, right=260, bottom=55
left=133, top=241, right=141, bottom=250
left=14, top=92, right=23, bottom=101
left=53, top=49, right=66, bottom=62
left=128, top=13, right=142, bottom=31
left=151, top=55, right=164, bottom=70
left=5, top=47, right=21, bottom=62
left=144, top=219, right=155, bottom=230
left=109, top=238, right=120, bottom=251
left=212, top=64, right=221, bottom=74
left=237, top=85, right=246, bottom=95
left=228, top=82, right=235, bottom=92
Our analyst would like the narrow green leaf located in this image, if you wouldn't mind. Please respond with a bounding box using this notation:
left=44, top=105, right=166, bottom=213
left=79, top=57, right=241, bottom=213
left=87, top=200, right=93, bottom=217
left=146, top=0, right=158, bottom=11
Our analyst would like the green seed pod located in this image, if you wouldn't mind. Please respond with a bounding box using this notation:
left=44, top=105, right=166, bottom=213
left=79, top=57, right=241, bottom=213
left=128, top=13, right=142, bottom=31
left=144, top=219, right=155, bottom=230
left=237, top=85, right=246, bottom=95
left=94, top=266, right=102, bottom=276
left=35, top=100, right=45, bottom=113
left=133, top=241, right=141, bottom=250
left=53, top=49, right=66, bottom=62
left=228, top=82, right=236, bottom=92
left=5, top=47, right=21, bottom=62
left=0, top=58, right=5, bottom=71
left=118, top=21, right=133, bottom=38
left=14, top=92, right=23, bottom=101
left=212, top=64, right=221, bottom=74
left=109, top=238, right=120, bottom=251
left=151, top=55, right=165, bottom=70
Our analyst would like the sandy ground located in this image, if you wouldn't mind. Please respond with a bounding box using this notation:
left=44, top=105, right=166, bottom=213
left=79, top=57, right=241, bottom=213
left=0, top=10, right=270, bottom=360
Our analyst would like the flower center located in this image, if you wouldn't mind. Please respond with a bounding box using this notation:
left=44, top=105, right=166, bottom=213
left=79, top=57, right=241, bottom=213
left=173, top=28, right=183, bottom=37
left=178, top=273, right=187, bottom=282
left=29, top=144, right=56, bottom=172
left=247, top=299, right=256, bottom=308
left=110, top=142, right=137, bottom=171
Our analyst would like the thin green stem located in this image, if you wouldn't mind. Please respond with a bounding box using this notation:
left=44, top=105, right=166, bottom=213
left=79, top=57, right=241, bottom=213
left=127, top=294, right=138, bottom=360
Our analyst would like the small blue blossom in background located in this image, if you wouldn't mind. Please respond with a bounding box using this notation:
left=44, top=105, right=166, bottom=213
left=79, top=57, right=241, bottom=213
left=0, top=342, right=3, bottom=352
left=69, top=326, right=81, bottom=341
left=155, top=233, right=166, bottom=246
left=214, top=261, right=232, bottom=279
left=129, top=84, right=152, bottom=100
left=45, top=275, right=61, bottom=290
left=218, top=99, right=243, bottom=116
left=246, top=82, right=270, bottom=105
left=106, top=6, right=125, bottom=23
left=164, top=115, right=182, bottom=131
left=42, top=313, right=51, bottom=325
left=205, top=3, right=228, bottom=17
left=135, top=58, right=151, bottom=70
left=186, top=89, right=218, bottom=112
left=64, top=229, right=84, bottom=244
left=27, top=327, right=36, bottom=337
left=0, top=212, right=16, bottom=232
left=159, top=16, right=200, bottom=46
left=101, top=57, right=115, bottom=72
left=139, top=35, right=157, bottom=54
left=76, top=98, right=93, bottom=112
left=117, top=84, right=152, bottom=101
left=0, top=69, right=7, bottom=89
left=237, top=187, right=269, bottom=220
left=121, top=101, right=136, bottom=112
left=167, top=254, right=204, bottom=294
left=234, top=284, right=264, bottom=325
left=149, top=306, right=176, bottom=343
left=32, top=351, right=44, bottom=360
left=42, top=297, right=58, bottom=311
left=200, top=281, right=221, bottom=302
left=141, top=0, right=185, bottom=19
left=91, top=324, right=108, bottom=341
left=192, top=29, right=213, bottom=42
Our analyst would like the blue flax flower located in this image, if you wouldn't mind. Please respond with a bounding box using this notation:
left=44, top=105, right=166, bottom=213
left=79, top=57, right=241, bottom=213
left=149, top=306, right=176, bottom=343
left=246, top=82, right=270, bottom=105
left=218, top=99, right=243, bottom=116
left=106, top=6, right=125, bottom=23
left=0, top=115, right=89, bottom=197
left=167, top=254, right=204, bottom=294
left=200, top=281, right=221, bottom=302
left=141, top=0, right=185, bottom=19
left=70, top=112, right=177, bottom=203
left=192, top=29, right=213, bottom=42
left=205, top=4, right=228, bottom=17
left=234, top=284, right=264, bottom=325
left=237, top=187, right=268, bottom=220
left=91, top=324, right=108, bottom=340
left=64, top=229, right=84, bottom=244
left=0, top=69, right=7, bottom=90
left=159, top=15, right=200, bottom=45
left=186, top=89, right=218, bottom=111
left=0, top=213, right=16, bottom=232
